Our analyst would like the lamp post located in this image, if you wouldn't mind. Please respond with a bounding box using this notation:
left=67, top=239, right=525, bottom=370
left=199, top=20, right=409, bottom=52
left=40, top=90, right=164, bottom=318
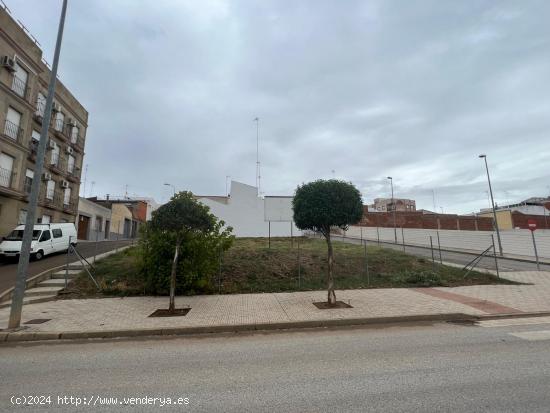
left=225, top=175, right=231, bottom=197
left=479, top=154, right=503, bottom=256
left=8, top=0, right=68, bottom=329
left=164, top=183, right=175, bottom=197
left=387, top=176, right=397, bottom=243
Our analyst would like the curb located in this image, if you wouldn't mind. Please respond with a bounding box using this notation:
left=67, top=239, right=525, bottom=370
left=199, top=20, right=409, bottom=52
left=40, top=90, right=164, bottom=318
left=3, top=311, right=550, bottom=344
left=0, top=245, right=132, bottom=305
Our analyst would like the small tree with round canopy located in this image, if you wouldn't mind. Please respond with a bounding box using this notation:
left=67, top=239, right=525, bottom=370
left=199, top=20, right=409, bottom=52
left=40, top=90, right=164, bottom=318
left=149, top=191, right=217, bottom=312
left=292, top=179, right=363, bottom=305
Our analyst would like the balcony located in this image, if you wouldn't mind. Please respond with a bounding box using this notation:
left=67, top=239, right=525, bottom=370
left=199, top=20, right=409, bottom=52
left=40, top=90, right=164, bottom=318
left=0, top=167, right=17, bottom=192
left=40, top=187, right=63, bottom=209
left=66, top=165, right=80, bottom=183
left=3, top=120, right=24, bottom=144
left=11, top=75, right=28, bottom=100
left=69, top=134, right=85, bottom=151
left=28, top=139, right=38, bottom=161
left=53, top=119, right=67, bottom=139
left=49, top=152, right=66, bottom=174
left=33, top=102, right=45, bottom=124
left=62, top=197, right=77, bottom=214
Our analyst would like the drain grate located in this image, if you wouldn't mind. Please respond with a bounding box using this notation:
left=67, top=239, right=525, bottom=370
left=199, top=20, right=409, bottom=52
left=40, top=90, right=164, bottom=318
left=24, top=319, right=51, bottom=324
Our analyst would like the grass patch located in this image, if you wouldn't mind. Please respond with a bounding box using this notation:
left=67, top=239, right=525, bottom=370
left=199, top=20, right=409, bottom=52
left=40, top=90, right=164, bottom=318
left=63, top=237, right=518, bottom=298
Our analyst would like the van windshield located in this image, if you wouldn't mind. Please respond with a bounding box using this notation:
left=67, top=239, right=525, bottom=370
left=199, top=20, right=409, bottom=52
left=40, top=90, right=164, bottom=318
left=5, top=230, right=42, bottom=241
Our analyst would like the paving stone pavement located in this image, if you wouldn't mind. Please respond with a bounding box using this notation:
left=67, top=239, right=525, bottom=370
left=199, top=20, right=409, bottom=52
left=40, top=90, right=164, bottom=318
left=0, top=271, right=548, bottom=334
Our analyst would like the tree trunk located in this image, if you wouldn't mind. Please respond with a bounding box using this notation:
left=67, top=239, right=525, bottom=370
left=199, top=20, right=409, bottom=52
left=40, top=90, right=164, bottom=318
left=325, top=231, right=336, bottom=306
left=169, top=240, right=180, bottom=312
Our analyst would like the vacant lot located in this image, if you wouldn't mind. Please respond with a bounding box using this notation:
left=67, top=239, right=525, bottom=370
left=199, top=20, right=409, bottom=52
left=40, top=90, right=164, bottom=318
left=63, top=237, right=516, bottom=298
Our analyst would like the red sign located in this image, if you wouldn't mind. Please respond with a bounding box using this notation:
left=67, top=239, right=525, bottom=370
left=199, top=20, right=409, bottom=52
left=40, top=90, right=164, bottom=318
left=528, top=219, right=537, bottom=231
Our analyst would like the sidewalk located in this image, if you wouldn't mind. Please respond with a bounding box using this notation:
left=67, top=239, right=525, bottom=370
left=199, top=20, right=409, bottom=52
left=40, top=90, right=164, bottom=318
left=1, top=271, right=549, bottom=342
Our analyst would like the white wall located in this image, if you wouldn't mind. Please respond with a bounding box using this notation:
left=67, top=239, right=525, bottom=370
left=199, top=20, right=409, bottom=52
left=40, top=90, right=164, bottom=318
left=343, top=226, right=550, bottom=259
left=198, top=181, right=301, bottom=238
left=199, top=181, right=302, bottom=237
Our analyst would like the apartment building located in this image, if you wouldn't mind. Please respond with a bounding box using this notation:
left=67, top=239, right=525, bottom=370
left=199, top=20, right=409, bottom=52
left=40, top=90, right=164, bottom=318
left=0, top=6, right=88, bottom=236
left=370, top=198, right=416, bottom=212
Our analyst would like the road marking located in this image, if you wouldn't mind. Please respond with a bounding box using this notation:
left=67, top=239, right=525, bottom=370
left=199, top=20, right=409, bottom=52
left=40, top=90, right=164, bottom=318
left=509, top=330, right=550, bottom=341
left=476, top=316, right=550, bottom=328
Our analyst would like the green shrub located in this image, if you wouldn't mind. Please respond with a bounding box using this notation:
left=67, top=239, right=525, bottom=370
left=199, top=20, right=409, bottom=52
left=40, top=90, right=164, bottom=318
left=138, top=204, right=234, bottom=296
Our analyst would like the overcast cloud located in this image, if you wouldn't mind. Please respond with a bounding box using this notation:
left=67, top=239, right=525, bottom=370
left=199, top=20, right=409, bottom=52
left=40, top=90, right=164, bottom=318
left=7, top=0, right=550, bottom=213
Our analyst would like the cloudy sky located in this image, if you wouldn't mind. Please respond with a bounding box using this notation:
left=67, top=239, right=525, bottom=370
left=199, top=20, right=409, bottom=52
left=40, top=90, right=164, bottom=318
left=7, top=0, right=550, bottom=213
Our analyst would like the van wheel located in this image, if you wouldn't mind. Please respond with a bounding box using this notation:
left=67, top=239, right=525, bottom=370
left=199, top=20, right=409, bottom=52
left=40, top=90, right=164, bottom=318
left=34, top=250, right=44, bottom=260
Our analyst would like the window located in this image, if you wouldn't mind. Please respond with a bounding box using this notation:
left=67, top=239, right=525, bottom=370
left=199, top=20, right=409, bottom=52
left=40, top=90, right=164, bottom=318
left=24, top=169, right=34, bottom=193
left=52, top=228, right=62, bottom=238
left=12, top=62, right=28, bottom=97
left=64, top=187, right=71, bottom=205
left=39, top=230, right=51, bottom=242
left=18, top=209, right=27, bottom=225
left=41, top=214, right=51, bottom=224
left=36, top=93, right=46, bottom=116
left=0, top=153, right=15, bottom=188
left=67, top=155, right=75, bottom=174
left=46, top=180, right=55, bottom=200
left=70, top=125, right=79, bottom=144
left=50, top=141, right=59, bottom=165
left=54, top=110, right=64, bottom=132
left=4, top=107, right=22, bottom=140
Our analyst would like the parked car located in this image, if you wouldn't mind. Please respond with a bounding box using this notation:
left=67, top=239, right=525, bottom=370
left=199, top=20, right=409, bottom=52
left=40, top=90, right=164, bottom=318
left=0, top=223, right=77, bottom=260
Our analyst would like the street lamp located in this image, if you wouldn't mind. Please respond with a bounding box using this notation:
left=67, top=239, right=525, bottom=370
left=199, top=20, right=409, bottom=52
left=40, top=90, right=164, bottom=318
left=164, top=183, right=175, bottom=197
left=8, top=0, right=69, bottom=329
left=387, top=176, right=397, bottom=243
left=479, top=154, right=503, bottom=256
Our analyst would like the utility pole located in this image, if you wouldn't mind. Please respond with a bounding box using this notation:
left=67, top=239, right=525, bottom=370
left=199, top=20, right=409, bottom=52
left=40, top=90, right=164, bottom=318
left=9, top=0, right=69, bottom=329
left=254, top=117, right=261, bottom=196
left=479, top=154, right=503, bottom=256
left=387, top=176, right=397, bottom=243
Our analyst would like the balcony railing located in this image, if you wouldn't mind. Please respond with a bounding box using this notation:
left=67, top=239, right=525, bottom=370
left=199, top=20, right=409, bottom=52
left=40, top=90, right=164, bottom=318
left=0, top=167, right=16, bottom=189
left=34, top=102, right=45, bottom=123
left=11, top=75, right=28, bottom=99
left=3, top=120, right=24, bottom=144
left=62, top=198, right=77, bottom=214
left=40, top=187, right=62, bottom=208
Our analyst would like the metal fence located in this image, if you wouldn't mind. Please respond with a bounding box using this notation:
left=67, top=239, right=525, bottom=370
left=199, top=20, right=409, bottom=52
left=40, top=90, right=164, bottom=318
left=210, top=233, right=502, bottom=295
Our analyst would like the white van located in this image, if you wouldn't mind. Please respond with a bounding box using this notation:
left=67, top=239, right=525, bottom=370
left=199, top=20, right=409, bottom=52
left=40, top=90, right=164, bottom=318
left=0, top=223, right=77, bottom=260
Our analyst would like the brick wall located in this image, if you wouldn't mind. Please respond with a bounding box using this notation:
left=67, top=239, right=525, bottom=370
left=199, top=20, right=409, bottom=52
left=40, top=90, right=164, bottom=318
left=359, top=211, right=494, bottom=231
left=511, top=212, right=550, bottom=230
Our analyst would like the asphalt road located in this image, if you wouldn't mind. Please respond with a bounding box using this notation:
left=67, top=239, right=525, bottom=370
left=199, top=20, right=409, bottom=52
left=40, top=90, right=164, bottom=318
left=330, top=234, right=550, bottom=273
left=0, top=240, right=133, bottom=294
left=2, top=319, right=550, bottom=412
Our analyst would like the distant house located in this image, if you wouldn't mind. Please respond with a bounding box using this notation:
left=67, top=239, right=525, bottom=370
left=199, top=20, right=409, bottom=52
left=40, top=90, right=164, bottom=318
left=76, top=197, right=112, bottom=240
left=196, top=181, right=301, bottom=238
left=86, top=197, right=150, bottom=238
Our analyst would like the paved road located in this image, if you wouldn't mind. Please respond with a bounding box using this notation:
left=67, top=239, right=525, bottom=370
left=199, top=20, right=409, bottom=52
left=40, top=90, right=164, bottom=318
left=2, top=319, right=550, bottom=412
left=329, top=234, right=550, bottom=273
left=0, top=240, right=133, bottom=294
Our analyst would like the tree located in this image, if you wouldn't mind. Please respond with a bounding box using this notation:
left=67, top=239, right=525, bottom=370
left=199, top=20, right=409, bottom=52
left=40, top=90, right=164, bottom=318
left=292, top=180, right=363, bottom=305
left=149, top=191, right=219, bottom=312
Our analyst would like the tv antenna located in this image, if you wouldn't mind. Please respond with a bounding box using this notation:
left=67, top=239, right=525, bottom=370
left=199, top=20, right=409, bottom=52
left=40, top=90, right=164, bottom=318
left=254, top=117, right=261, bottom=195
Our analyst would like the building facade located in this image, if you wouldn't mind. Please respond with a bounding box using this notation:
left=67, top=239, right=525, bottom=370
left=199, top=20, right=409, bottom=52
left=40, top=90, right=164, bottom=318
left=197, top=181, right=301, bottom=238
left=0, top=6, right=88, bottom=236
left=87, top=197, right=148, bottom=238
left=370, top=198, right=416, bottom=212
left=76, top=197, right=112, bottom=240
